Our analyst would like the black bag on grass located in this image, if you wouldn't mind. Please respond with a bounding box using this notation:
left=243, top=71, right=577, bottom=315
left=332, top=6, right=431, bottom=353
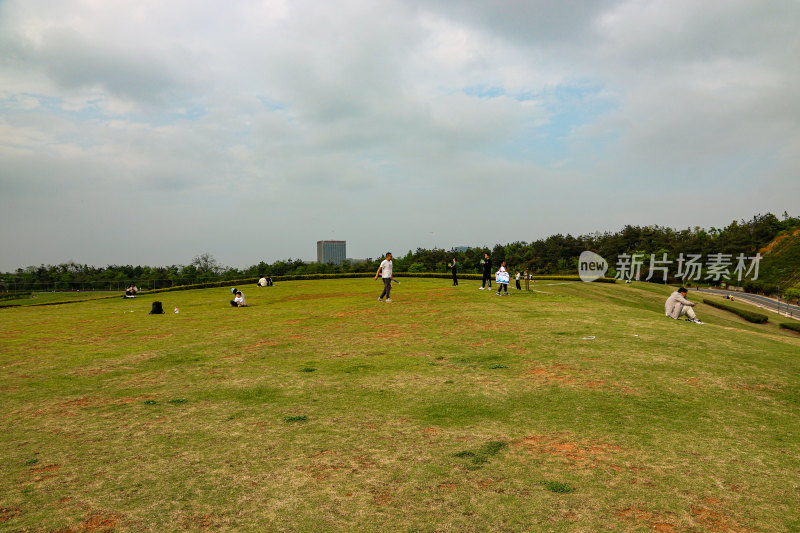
left=149, top=301, right=164, bottom=314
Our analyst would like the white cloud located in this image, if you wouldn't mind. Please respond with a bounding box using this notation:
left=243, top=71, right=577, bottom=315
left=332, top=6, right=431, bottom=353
left=0, top=0, right=798, bottom=270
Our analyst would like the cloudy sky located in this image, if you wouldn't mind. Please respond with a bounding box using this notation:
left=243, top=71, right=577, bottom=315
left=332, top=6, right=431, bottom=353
left=1, top=0, right=798, bottom=271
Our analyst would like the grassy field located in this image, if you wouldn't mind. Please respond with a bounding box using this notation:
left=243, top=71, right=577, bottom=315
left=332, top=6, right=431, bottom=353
left=1, top=279, right=798, bottom=532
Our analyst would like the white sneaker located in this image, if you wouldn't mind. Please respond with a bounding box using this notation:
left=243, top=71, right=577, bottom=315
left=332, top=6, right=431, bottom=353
left=692, top=319, right=705, bottom=324
left=378, top=298, right=383, bottom=302
left=385, top=298, right=392, bottom=303
left=479, top=287, right=484, bottom=290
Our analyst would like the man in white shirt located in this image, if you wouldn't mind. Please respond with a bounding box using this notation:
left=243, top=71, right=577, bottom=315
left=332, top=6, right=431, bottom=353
left=375, top=252, right=394, bottom=302
left=665, top=287, right=703, bottom=324
left=257, top=276, right=268, bottom=287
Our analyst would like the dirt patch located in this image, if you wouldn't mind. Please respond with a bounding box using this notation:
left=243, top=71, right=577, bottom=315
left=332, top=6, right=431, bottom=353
left=81, top=512, right=120, bottom=532
left=476, top=478, right=503, bottom=489
left=524, top=364, right=624, bottom=391
left=372, top=490, right=392, bottom=505
left=31, top=463, right=61, bottom=481
left=614, top=507, right=676, bottom=531
left=437, top=483, right=456, bottom=491
left=690, top=496, right=741, bottom=532
left=32, top=464, right=61, bottom=473
left=524, top=364, right=577, bottom=385
left=760, top=233, right=789, bottom=255
left=514, top=434, right=627, bottom=469
left=505, top=343, right=529, bottom=355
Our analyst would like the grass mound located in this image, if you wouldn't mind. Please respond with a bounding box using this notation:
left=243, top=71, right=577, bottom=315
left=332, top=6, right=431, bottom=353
left=1, top=278, right=798, bottom=531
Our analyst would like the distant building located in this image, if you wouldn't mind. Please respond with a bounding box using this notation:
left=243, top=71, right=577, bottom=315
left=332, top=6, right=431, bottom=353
left=453, top=246, right=471, bottom=252
left=317, top=240, right=346, bottom=265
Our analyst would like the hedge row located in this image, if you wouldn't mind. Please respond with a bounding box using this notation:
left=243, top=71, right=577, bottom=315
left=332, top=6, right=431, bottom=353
left=703, top=298, right=769, bottom=324
left=0, top=292, right=31, bottom=302
left=779, top=322, right=800, bottom=333
left=0, top=293, right=123, bottom=310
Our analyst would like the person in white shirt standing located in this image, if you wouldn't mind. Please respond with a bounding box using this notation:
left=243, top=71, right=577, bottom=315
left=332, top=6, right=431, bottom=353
left=375, top=252, right=394, bottom=302
left=495, top=261, right=510, bottom=296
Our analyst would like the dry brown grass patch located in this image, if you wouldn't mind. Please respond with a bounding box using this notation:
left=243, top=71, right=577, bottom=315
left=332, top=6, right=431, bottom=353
left=476, top=478, right=503, bottom=489
left=80, top=512, right=120, bottom=532
left=180, top=512, right=221, bottom=530
left=614, top=507, right=676, bottom=531
left=690, top=496, right=742, bottom=532
left=244, top=340, right=280, bottom=349
left=514, top=434, right=627, bottom=470
left=0, top=508, right=22, bottom=522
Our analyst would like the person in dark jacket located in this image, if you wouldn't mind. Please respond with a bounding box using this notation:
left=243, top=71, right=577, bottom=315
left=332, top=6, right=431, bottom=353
left=450, top=258, right=458, bottom=286
left=480, top=253, right=492, bottom=290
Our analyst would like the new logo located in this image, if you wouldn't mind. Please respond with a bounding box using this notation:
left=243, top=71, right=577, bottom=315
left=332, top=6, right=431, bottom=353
left=578, top=251, right=608, bottom=282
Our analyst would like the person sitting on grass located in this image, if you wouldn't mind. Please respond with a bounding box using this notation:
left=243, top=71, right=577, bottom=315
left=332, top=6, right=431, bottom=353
left=230, top=288, right=247, bottom=307
left=125, top=283, right=138, bottom=298
left=665, top=287, right=704, bottom=324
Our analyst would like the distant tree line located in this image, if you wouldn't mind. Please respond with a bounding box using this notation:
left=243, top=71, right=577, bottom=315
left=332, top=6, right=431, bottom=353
left=2, top=213, right=797, bottom=294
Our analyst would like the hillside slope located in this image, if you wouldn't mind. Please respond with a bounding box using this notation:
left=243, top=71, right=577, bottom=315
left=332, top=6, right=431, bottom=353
left=749, top=228, right=800, bottom=293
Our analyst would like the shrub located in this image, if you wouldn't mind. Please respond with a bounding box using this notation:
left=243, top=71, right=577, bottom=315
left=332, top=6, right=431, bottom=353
left=541, top=480, right=575, bottom=494
left=779, top=322, right=800, bottom=333
left=703, top=298, right=769, bottom=324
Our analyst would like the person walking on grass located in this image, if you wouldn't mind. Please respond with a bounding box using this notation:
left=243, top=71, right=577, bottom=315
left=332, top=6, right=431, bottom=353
left=515, top=269, right=522, bottom=291
left=375, top=252, right=394, bottom=302
left=480, top=253, right=492, bottom=290
left=665, top=287, right=704, bottom=324
left=495, top=261, right=510, bottom=296
left=450, top=258, right=458, bottom=286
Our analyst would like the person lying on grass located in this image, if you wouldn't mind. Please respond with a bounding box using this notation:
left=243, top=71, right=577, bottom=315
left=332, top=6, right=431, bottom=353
left=665, top=287, right=703, bottom=324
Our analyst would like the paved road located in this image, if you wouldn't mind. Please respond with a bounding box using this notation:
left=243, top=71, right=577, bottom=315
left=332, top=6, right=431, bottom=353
left=696, top=288, right=800, bottom=318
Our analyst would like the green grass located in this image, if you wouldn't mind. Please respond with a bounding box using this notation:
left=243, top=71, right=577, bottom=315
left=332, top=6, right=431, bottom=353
left=1, top=278, right=799, bottom=531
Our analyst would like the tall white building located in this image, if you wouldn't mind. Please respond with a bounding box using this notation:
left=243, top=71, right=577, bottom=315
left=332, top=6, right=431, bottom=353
left=317, top=240, right=346, bottom=265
